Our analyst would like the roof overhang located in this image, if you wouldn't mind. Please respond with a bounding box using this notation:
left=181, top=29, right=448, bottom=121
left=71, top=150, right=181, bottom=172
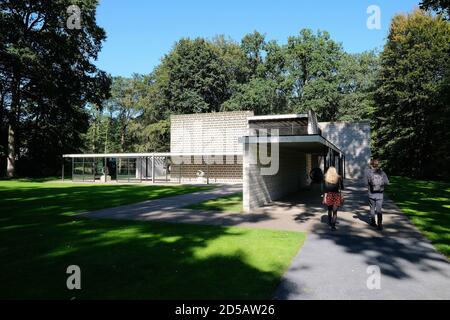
left=239, top=134, right=341, bottom=154
left=247, top=113, right=308, bottom=122
left=63, top=152, right=243, bottom=158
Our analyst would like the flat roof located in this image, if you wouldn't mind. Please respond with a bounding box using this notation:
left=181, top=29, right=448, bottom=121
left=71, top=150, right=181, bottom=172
left=247, top=114, right=308, bottom=122
left=63, top=152, right=243, bottom=158
left=239, top=134, right=341, bottom=153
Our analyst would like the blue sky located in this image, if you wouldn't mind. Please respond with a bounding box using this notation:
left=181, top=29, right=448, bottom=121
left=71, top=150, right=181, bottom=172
left=95, top=0, right=420, bottom=77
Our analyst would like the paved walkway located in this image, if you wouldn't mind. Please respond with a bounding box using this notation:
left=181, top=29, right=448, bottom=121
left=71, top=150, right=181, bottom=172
left=81, top=180, right=450, bottom=299
left=80, top=184, right=243, bottom=223
left=273, top=180, right=450, bottom=299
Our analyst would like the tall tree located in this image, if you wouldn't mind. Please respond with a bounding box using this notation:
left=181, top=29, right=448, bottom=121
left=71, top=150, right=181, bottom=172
left=241, top=31, right=266, bottom=78
left=284, top=29, right=343, bottom=120
left=212, top=35, right=250, bottom=87
left=106, top=76, right=143, bottom=152
left=373, top=9, right=450, bottom=179
left=156, top=38, right=232, bottom=114
left=126, top=72, right=171, bottom=153
left=420, top=0, right=450, bottom=19
left=0, top=0, right=110, bottom=176
left=222, top=78, right=286, bottom=115
left=83, top=102, right=121, bottom=154
left=337, top=51, right=379, bottom=121
left=0, top=68, right=7, bottom=169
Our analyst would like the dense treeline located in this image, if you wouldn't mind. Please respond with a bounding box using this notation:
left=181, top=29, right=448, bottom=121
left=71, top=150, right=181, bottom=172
left=373, top=9, right=450, bottom=180
left=1, top=1, right=449, bottom=180
left=86, top=31, right=379, bottom=153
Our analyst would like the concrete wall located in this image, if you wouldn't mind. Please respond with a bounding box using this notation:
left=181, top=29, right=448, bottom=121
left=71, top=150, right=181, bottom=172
left=170, top=111, right=254, bottom=154
left=319, top=122, right=371, bottom=180
left=243, top=144, right=308, bottom=211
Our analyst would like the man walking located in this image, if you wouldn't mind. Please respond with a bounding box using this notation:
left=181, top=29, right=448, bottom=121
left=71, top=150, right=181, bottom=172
left=367, top=159, right=389, bottom=230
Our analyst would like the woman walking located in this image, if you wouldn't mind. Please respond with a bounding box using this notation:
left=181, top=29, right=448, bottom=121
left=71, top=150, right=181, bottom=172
left=323, top=166, right=344, bottom=230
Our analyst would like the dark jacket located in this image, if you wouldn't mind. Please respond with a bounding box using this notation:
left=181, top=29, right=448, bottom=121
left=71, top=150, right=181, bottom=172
left=324, top=177, right=344, bottom=193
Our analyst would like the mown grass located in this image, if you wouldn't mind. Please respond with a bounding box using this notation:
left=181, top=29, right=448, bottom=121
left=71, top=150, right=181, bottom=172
left=0, top=180, right=304, bottom=299
left=185, top=193, right=243, bottom=213
left=386, top=176, right=450, bottom=258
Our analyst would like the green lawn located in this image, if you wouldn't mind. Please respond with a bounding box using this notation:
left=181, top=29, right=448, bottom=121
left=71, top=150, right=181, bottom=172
left=387, top=176, right=450, bottom=257
left=0, top=180, right=304, bottom=299
left=185, top=193, right=243, bottom=213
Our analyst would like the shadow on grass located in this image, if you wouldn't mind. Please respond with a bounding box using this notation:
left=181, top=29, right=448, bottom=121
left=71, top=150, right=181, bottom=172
left=1, top=218, right=285, bottom=299
left=0, top=182, right=212, bottom=217
left=0, top=176, right=60, bottom=182
left=386, top=176, right=450, bottom=257
left=0, top=181, right=301, bottom=299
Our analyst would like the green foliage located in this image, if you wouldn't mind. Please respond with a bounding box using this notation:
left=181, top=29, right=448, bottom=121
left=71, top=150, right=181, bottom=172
left=420, top=0, right=450, bottom=19
left=82, top=103, right=122, bottom=153
left=130, top=119, right=170, bottom=153
left=283, top=29, right=343, bottom=119
left=0, top=0, right=111, bottom=176
left=337, top=51, right=379, bottom=121
left=241, top=31, right=266, bottom=78
left=157, top=38, right=233, bottom=114
left=386, top=176, right=450, bottom=257
left=222, top=78, right=286, bottom=115
left=83, top=75, right=151, bottom=153
left=373, top=9, right=450, bottom=180
left=82, top=29, right=381, bottom=154
left=223, top=29, right=379, bottom=121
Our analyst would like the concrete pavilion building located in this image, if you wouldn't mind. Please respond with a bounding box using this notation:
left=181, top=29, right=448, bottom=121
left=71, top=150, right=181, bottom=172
left=63, top=110, right=371, bottom=212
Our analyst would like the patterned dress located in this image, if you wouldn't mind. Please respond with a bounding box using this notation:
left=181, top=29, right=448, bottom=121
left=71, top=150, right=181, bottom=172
left=324, top=178, right=344, bottom=206
left=325, top=191, right=342, bottom=206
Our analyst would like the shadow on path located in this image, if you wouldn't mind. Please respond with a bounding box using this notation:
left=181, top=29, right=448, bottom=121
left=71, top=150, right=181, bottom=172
left=78, top=179, right=450, bottom=299
left=274, top=180, right=450, bottom=299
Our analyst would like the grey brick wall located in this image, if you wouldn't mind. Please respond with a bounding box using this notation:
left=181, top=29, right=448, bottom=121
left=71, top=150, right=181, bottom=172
left=170, top=111, right=253, bottom=183
left=170, top=111, right=254, bottom=154
left=319, top=122, right=371, bottom=180
left=170, top=156, right=243, bottom=184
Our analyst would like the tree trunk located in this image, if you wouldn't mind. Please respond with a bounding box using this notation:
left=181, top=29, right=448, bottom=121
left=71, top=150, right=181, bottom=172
left=0, top=91, right=5, bottom=156
left=0, top=90, right=4, bottom=126
left=120, top=132, right=125, bottom=152
left=120, top=124, right=126, bottom=153
left=6, top=74, right=20, bottom=177
left=91, top=118, right=96, bottom=153
left=104, top=116, right=109, bottom=153
left=6, top=123, right=15, bottom=177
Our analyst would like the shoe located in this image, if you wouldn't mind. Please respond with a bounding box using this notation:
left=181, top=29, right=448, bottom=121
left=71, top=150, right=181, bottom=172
left=331, top=223, right=337, bottom=231
left=370, top=217, right=377, bottom=227
left=377, top=214, right=383, bottom=231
